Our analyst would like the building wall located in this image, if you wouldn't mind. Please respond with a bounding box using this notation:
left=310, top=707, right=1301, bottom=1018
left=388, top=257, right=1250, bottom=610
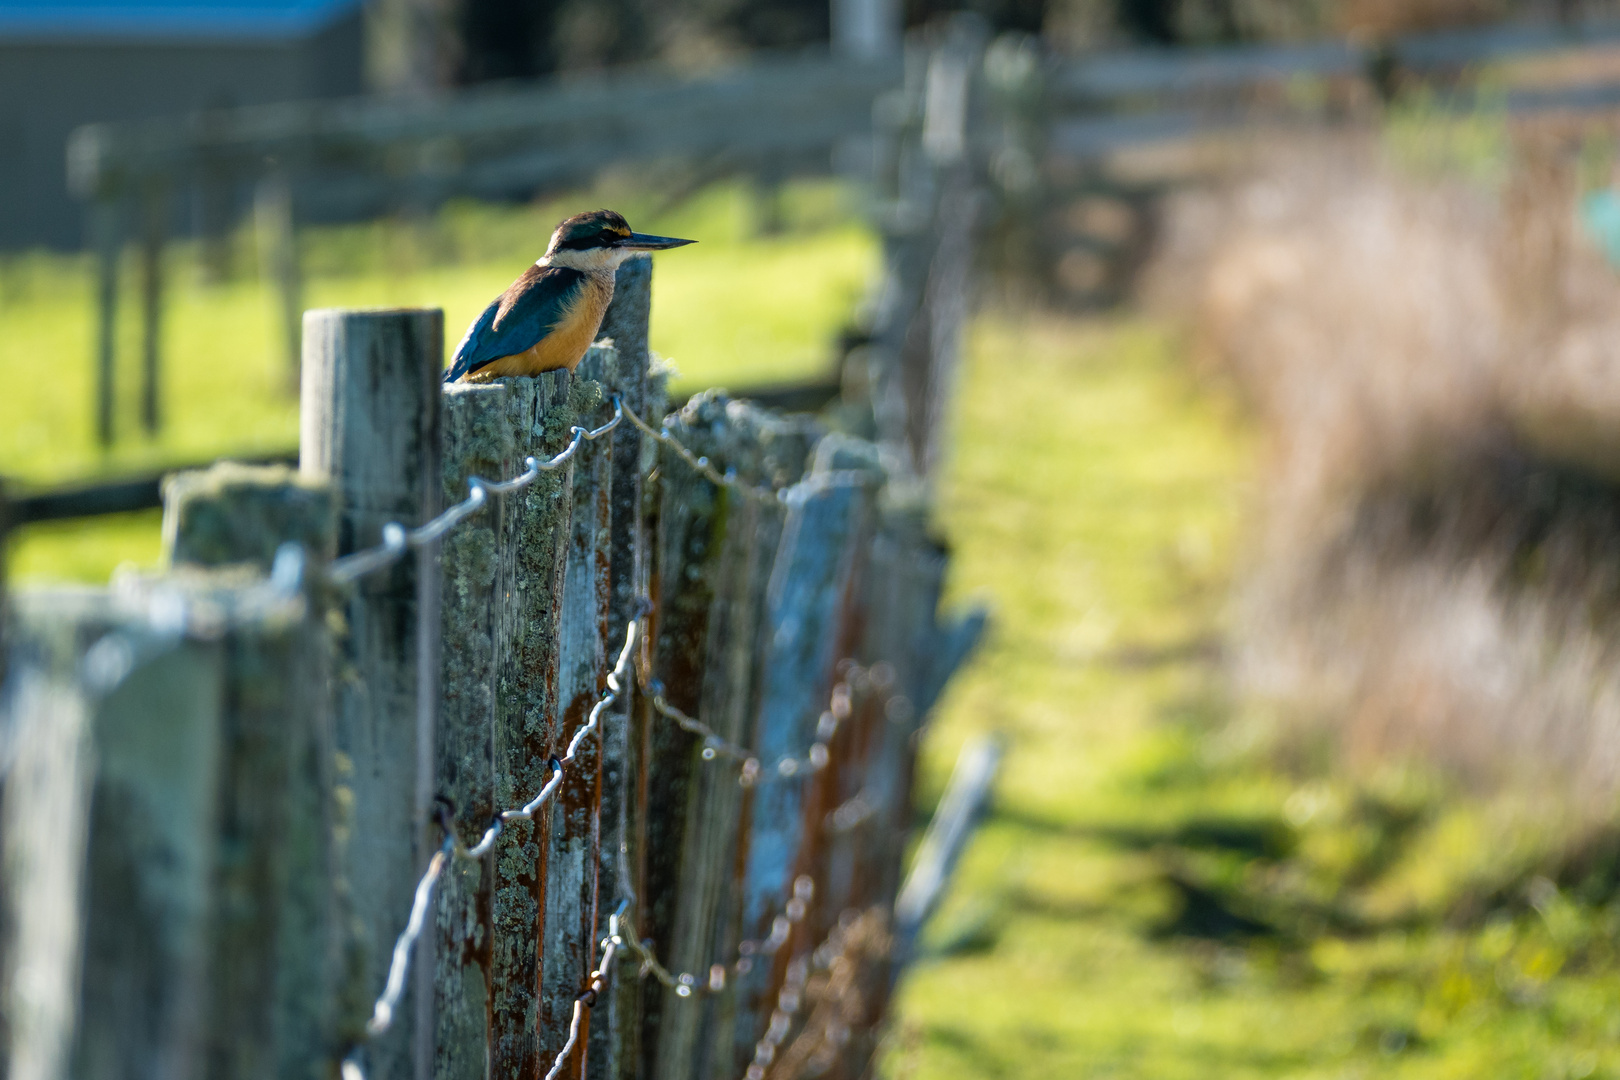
left=0, top=11, right=362, bottom=251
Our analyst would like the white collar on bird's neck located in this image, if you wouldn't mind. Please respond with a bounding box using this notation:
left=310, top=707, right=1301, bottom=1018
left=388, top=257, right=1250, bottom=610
left=538, top=247, right=633, bottom=273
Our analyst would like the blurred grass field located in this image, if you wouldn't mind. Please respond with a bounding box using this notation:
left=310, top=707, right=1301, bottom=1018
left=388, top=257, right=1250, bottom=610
left=888, top=314, right=1620, bottom=1080
left=0, top=179, right=874, bottom=582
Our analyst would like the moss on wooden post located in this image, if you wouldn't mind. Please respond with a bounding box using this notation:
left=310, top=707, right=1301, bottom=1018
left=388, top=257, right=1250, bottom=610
left=162, top=462, right=335, bottom=572
left=591, top=254, right=652, bottom=1080
left=481, top=366, right=576, bottom=1080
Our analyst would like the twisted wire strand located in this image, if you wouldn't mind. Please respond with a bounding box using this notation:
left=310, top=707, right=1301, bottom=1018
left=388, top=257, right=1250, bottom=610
left=328, top=400, right=624, bottom=585
left=345, top=620, right=638, bottom=1073
left=648, top=664, right=878, bottom=788
left=616, top=398, right=784, bottom=503
left=276, top=389, right=896, bottom=1080
left=618, top=399, right=882, bottom=504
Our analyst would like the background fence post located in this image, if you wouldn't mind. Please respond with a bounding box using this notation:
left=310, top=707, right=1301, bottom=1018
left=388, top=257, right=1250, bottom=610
left=90, top=195, right=122, bottom=448
left=256, top=171, right=303, bottom=396
left=138, top=179, right=168, bottom=437
left=300, top=307, right=443, bottom=1080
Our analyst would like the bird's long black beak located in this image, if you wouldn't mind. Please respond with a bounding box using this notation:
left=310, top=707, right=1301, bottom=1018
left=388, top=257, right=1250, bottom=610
left=617, top=232, right=696, bottom=251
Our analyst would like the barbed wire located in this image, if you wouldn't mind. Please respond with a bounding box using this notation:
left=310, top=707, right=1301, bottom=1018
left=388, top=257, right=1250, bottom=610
left=647, top=662, right=884, bottom=788
left=617, top=398, right=785, bottom=503
left=66, top=384, right=897, bottom=1079
left=618, top=399, right=883, bottom=504
left=328, top=400, right=624, bottom=585
left=342, top=618, right=638, bottom=1078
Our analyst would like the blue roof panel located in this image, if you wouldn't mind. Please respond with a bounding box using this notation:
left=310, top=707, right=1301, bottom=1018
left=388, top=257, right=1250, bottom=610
left=0, top=0, right=359, bottom=39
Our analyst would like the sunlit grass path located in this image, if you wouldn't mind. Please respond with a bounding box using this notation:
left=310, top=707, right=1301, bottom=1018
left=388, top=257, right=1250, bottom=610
left=894, top=314, right=1269, bottom=1078
left=890, top=314, right=1620, bottom=1080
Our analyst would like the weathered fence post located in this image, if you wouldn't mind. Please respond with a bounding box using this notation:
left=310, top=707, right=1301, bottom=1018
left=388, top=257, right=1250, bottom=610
left=1, top=553, right=335, bottom=1080
left=432, top=363, right=580, bottom=1080
left=300, top=307, right=443, bottom=1080
left=161, top=464, right=343, bottom=1079
left=541, top=347, right=615, bottom=1079
left=643, top=396, right=817, bottom=1080
left=590, top=254, right=653, bottom=1080
left=433, top=378, right=518, bottom=1078
left=730, top=442, right=882, bottom=1077
left=868, top=16, right=987, bottom=482
left=256, top=171, right=303, bottom=396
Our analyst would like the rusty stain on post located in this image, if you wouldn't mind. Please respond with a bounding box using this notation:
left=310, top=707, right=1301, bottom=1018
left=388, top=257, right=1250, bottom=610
left=489, top=369, right=577, bottom=1080
left=590, top=255, right=652, bottom=1080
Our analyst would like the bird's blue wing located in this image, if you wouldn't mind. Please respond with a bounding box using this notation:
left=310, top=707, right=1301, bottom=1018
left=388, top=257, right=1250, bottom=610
left=445, top=265, right=586, bottom=382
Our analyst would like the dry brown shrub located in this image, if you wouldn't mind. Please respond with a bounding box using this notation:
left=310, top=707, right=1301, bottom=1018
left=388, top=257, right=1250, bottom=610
left=1152, top=123, right=1620, bottom=805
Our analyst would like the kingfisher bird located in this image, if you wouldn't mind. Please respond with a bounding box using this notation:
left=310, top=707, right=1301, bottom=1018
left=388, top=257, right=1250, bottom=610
left=445, top=209, right=694, bottom=383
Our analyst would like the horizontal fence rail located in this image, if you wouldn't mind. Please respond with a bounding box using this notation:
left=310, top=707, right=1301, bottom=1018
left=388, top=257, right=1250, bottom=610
left=69, top=53, right=901, bottom=208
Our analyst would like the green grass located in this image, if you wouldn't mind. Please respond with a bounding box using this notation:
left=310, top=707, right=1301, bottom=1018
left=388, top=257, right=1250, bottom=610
left=888, top=313, right=1620, bottom=1080
left=0, top=179, right=875, bottom=583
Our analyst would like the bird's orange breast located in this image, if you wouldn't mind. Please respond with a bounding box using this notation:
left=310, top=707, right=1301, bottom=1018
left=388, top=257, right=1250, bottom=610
left=464, top=272, right=614, bottom=382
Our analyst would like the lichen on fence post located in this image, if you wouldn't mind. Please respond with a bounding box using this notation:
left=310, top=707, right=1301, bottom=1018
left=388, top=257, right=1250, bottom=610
left=538, top=346, right=616, bottom=1079
left=643, top=394, right=818, bottom=1080
left=486, top=366, right=576, bottom=1080
left=590, top=255, right=653, bottom=1080
left=434, top=380, right=520, bottom=1077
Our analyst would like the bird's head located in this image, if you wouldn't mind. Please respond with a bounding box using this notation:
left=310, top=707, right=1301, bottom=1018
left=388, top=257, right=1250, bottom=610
left=542, top=209, right=695, bottom=271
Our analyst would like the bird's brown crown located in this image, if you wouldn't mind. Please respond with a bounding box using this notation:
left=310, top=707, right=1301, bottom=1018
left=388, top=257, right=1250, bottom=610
left=548, top=209, right=634, bottom=254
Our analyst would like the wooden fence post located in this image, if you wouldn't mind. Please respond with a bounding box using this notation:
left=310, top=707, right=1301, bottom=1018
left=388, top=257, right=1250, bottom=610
left=300, top=308, right=443, bottom=1080
left=868, top=17, right=987, bottom=482
left=643, top=396, right=817, bottom=1080
left=540, top=347, right=616, bottom=1079
left=433, top=379, right=518, bottom=1078
left=4, top=592, right=227, bottom=1080
left=1, top=557, right=334, bottom=1080
left=590, top=254, right=652, bottom=1080
left=256, top=172, right=303, bottom=396
left=432, top=363, right=580, bottom=1080
left=138, top=180, right=168, bottom=436
left=729, top=443, right=881, bottom=1077
left=161, top=464, right=344, bottom=1077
